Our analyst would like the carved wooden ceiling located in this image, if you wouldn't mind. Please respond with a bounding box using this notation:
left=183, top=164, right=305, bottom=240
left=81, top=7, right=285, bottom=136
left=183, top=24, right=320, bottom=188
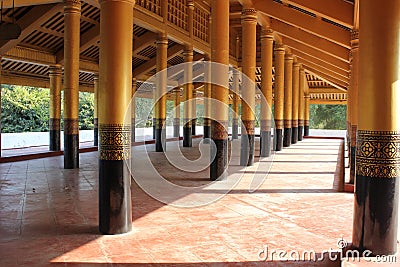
left=0, top=0, right=354, bottom=103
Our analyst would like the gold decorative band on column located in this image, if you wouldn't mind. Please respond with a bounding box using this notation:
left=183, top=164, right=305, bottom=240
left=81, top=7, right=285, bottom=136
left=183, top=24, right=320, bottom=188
left=173, top=118, right=180, bottom=125
left=204, top=118, right=211, bottom=127
left=49, top=118, right=61, bottom=131
left=64, top=0, right=81, bottom=12
left=64, top=118, right=79, bottom=135
left=300, top=120, right=306, bottom=127
left=260, top=119, right=272, bottom=131
left=94, top=118, right=98, bottom=128
left=242, top=120, right=255, bottom=135
left=356, top=130, right=400, bottom=178
left=211, top=120, right=228, bottom=140
left=154, top=118, right=166, bottom=130
left=284, top=120, right=292, bottom=129
left=351, top=125, right=357, bottom=146
left=99, top=124, right=131, bottom=161
left=275, top=119, right=284, bottom=129
left=292, top=120, right=298, bottom=127
left=241, top=8, right=257, bottom=20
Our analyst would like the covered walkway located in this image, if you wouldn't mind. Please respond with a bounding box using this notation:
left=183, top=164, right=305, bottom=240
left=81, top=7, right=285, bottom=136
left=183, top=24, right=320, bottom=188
left=0, top=137, right=357, bottom=266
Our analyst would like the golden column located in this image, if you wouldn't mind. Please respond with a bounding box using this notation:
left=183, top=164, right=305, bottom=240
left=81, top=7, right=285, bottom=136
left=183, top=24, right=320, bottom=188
left=260, top=28, right=274, bottom=157
left=63, top=0, right=81, bottom=169
left=49, top=64, right=62, bottom=151
left=131, top=78, right=136, bottom=143
left=173, top=89, right=180, bottom=138
left=93, top=73, right=99, bottom=146
left=283, top=53, right=294, bottom=147
left=304, top=78, right=310, bottom=137
left=349, top=30, right=359, bottom=184
left=98, top=0, right=134, bottom=234
left=298, top=68, right=305, bottom=141
left=352, top=0, right=400, bottom=255
left=155, top=33, right=168, bottom=152
left=183, top=44, right=193, bottom=147
left=240, top=7, right=257, bottom=166
left=210, top=0, right=229, bottom=180
left=203, top=54, right=211, bottom=140
left=291, top=62, right=300, bottom=144
left=232, top=67, right=240, bottom=140
left=346, top=70, right=352, bottom=159
left=188, top=0, right=196, bottom=137
left=232, top=35, right=240, bottom=140
left=274, top=44, right=285, bottom=151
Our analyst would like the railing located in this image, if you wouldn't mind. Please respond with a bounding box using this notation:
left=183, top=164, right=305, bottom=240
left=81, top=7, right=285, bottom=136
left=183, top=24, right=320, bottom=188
left=193, top=3, right=209, bottom=42
left=168, top=0, right=188, bottom=31
left=310, top=93, right=347, bottom=101
left=136, top=0, right=162, bottom=16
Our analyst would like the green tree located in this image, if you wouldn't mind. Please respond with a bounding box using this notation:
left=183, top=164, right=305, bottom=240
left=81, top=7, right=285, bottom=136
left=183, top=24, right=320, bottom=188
left=78, top=92, right=94, bottom=130
left=310, top=104, right=346, bottom=130
left=1, top=85, right=50, bottom=133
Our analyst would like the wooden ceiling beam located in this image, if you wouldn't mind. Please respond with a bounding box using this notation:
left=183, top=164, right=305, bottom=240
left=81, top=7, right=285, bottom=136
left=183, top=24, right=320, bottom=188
left=304, top=67, right=348, bottom=90
left=270, top=19, right=349, bottom=63
left=253, top=0, right=351, bottom=48
left=296, top=57, right=348, bottom=83
left=0, top=3, right=63, bottom=55
left=283, top=0, right=353, bottom=29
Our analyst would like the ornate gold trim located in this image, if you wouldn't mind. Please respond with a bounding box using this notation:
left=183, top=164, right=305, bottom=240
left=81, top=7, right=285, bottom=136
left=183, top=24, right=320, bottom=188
left=154, top=118, right=166, bottom=129
left=260, top=119, right=271, bottom=131
left=275, top=119, right=284, bottom=129
left=284, top=119, right=292, bottom=128
left=211, top=120, right=228, bottom=140
left=356, top=130, right=400, bottom=178
left=291, top=120, right=298, bottom=128
left=351, top=124, right=357, bottom=146
left=49, top=118, right=61, bottom=131
left=242, top=120, right=255, bottom=135
left=64, top=119, right=79, bottom=135
left=99, top=124, right=131, bottom=161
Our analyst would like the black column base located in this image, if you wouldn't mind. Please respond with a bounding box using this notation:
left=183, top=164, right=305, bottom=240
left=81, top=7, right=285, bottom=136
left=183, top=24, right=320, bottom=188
left=274, top=129, right=283, bottom=151
left=131, top=125, right=135, bottom=143
left=298, top=126, right=304, bottom=141
left=210, top=139, right=228, bottom=181
left=64, top=134, right=79, bottom=169
left=291, top=127, right=298, bottom=144
left=349, top=146, right=356, bottom=184
left=240, top=134, right=255, bottom=166
left=232, top=124, right=239, bottom=139
left=260, top=131, right=271, bottom=157
left=173, top=124, right=180, bottom=138
left=183, top=126, right=192, bottom=147
left=203, top=125, right=211, bottom=144
left=191, top=120, right=196, bottom=135
left=352, top=176, right=399, bottom=255
left=304, top=125, right=310, bottom=136
left=50, top=130, right=61, bottom=151
left=283, top=128, right=292, bottom=147
left=94, top=127, right=98, bottom=146
left=99, top=159, right=132, bottom=235
left=155, top=128, right=166, bottom=152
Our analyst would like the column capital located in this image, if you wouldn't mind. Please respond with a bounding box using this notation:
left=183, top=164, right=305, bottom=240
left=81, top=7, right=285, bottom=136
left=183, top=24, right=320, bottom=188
left=94, top=72, right=99, bottom=80
left=293, top=62, right=301, bottom=68
left=49, top=64, right=62, bottom=76
left=274, top=44, right=285, bottom=53
left=156, top=33, right=168, bottom=45
left=285, top=53, right=294, bottom=61
left=183, top=44, right=193, bottom=58
left=351, top=29, right=359, bottom=41
left=241, top=8, right=257, bottom=23
left=64, top=0, right=81, bottom=13
left=187, top=0, right=194, bottom=9
left=260, top=28, right=274, bottom=40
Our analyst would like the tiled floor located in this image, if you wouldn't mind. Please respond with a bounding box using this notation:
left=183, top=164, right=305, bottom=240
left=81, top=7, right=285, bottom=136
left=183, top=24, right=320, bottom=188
left=0, top=137, right=375, bottom=266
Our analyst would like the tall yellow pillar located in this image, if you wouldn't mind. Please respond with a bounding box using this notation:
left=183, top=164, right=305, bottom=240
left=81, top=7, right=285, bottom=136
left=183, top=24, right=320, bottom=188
left=154, top=33, right=168, bottom=152
left=352, top=0, right=400, bottom=255
left=173, top=88, right=180, bottom=137
left=274, top=44, right=285, bottom=151
left=63, top=0, right=81, bottom=169
left=49, top=64, right=62, bottom=151
left=240, top=7, right=257, bottom=166
left=232, top=67, right=240, bottom=140
left=183, top=45, right=193, bottom=147
left=131, top=78, right=136, bottom=143
left=283, top=53, right=294, bottom=147
left=98, top=0, right=134, bottom=234
left=203, top=54, right=211, bottom=140
left=298, top=68, right=305, bottom=140
left=210, top=0, right=229, bottom=180
left=304, top=79, right=310, bottom=136
left=93, top=73, right=99, bottom=146
left=291, top=61, right=300, bottom=144
left=349, top=30, right=359, bottom=184
left=260, top=28, right=274, bottom=157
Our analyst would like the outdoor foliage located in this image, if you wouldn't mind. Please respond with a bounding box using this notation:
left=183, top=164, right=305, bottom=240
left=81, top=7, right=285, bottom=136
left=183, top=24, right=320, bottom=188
left=1, top=85, right=95, bottom=133
left=310, top=104, right=346, bottom=130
